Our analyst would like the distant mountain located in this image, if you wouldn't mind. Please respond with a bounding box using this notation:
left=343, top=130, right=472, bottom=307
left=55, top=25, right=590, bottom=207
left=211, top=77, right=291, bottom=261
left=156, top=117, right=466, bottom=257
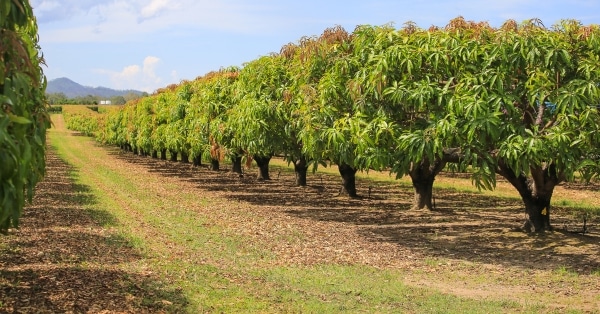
left=46, top=77, right=145, bottom=98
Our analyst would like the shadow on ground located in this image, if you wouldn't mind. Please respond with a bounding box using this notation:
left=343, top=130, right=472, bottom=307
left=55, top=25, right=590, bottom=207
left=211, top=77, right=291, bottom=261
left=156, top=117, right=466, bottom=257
left=0, top=149, right=188, bottom=313
left=112, top=149, right=600, bottom=276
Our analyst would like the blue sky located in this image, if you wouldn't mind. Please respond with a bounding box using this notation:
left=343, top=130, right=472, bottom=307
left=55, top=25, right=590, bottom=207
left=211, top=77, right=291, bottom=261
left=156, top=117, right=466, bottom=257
left=32, top=0, right=600, bottom=93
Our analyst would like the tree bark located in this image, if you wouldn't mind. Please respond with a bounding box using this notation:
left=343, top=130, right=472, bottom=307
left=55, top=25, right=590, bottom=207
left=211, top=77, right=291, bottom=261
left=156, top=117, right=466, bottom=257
left=231, top=155, right=243, bottom=175
left=180, top=151, right=189, bottom=163
left=338, top=162, right=358, bottom=197
left=210, top=158, right=220, bottom=171
left=410, top=175, right=435, bottom=210
left=497, top=160, right=562, bottom=232
left=254, top=155, right=272, bottom=180
left=522, top=193, right=552, bottom=232
left=160, top=149, right=167, bottom=160
left=169, top=150, right=178, bottom=162
left=293, top=156, right=309, bottom=186
left=151, top=150, right=158, bottom=159
left=409, top=157, right=446, bottom=210
left=192, top=155, right=202, bottom=167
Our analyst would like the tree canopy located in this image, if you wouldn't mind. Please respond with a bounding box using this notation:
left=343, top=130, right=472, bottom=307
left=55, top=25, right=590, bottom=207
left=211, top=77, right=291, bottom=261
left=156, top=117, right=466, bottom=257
left=96, top=17, right=600, bottom=232
left=0, top=0, right=49, bottom=232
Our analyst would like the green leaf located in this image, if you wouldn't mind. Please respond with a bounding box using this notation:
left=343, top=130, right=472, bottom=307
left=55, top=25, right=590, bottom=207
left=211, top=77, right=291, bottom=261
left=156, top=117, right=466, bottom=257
left=8, top=114, right=31, bottom=124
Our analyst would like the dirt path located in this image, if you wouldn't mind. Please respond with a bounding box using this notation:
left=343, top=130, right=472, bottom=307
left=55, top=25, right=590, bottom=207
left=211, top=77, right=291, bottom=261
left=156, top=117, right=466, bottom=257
left=1, top=114, right=599, bottom=313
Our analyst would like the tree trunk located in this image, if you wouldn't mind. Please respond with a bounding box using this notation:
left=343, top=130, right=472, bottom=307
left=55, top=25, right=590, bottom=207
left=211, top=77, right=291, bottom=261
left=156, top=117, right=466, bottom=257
left=254, top=155, right=271, bottom=180
left=408, top=158, right=446, bottom=210
left=338, top=162, right=358, bottom=197
left=294, top=156, right=308, bottom=186
left=231, top=155, right=243, bottom=175
left=497, top=160, right=562, bottom=232
left=132, top=147, right=138, bottom=155
left=169, top=150, right=178, bottom=162
left=522, top=193, right=552, bottom=232
left=151, top=150, right=158, bottom=159
left=192, top=155, right=202, bottom=167
left=411, top=175, right=435, bottom=210
left=210, top=158, right=219, bottom=171
left=160, top=149, right=167, bottom=160
left=180, top=151, right=189, bottom=163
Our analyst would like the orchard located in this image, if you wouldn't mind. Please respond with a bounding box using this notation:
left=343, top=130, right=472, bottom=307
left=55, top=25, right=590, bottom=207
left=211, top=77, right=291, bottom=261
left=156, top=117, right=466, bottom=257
left=69, top=17, right=600, bottom=233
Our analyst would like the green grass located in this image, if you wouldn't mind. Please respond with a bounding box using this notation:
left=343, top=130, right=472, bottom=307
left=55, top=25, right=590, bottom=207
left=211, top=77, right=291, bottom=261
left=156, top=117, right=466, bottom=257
left=554, top=266, right=579, bottom=278
left=258, top=265, right=535, bottom=313
left=556, top=199, right=600, bottom=216
left=46, top=120, right=585, bottom=313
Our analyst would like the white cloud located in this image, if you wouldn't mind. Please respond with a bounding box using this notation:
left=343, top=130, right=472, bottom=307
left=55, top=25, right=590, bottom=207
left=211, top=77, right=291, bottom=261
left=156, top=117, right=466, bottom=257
left=139, top=0, right=177, bottom=21
left=141, top=56, right=161, bottom=85
left=96, top=56, right=163, bottom=93
left=114, top=65, right=141, bottom=82
left=35, top=0, right=292, bottom=43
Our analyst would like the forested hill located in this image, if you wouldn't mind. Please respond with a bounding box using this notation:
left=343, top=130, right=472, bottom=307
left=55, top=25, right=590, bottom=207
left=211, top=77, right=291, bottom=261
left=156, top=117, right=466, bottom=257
left=46, top=77, right=145, bottom=98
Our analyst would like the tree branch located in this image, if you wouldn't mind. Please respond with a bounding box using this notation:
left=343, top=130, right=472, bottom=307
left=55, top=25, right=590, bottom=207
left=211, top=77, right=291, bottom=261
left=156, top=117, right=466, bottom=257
left=534, top=102, right=545, bottom=126
left=497, top=159, right=532, bottom=199
left=442, top=147, right=462, bottom=163
left=529, top=164, right=545, bottom=193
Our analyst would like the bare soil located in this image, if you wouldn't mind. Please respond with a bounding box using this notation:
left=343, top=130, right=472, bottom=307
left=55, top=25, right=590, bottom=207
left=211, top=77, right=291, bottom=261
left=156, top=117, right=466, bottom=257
left=0, top=148, right=183, bottom=313
left=1, top=115, right=599, bottom=313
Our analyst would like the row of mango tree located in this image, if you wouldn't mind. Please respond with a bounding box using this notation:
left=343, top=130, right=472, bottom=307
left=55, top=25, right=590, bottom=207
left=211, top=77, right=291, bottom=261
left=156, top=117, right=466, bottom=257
left=0, top=0, right=49, bottom=233
left=92, top=17, right=600, bottom=233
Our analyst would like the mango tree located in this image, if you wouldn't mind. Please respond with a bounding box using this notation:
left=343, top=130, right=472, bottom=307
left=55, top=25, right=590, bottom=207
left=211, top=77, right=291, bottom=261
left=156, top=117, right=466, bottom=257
left=133, top=97, right=155, bottom=157
left=309, top=23, right=460, bottom=201
left=164, top=84, right=192, bottom=163
left=0, top=0, right=50, bottom=232
left=62, top=105, right=102, bottom=137
left=189, top=68, right=240, bottom=170
left=148, top=93, right=171, bottom=160
left=226, top=55, right=291, bottom=180
left=122, top=101, right=140, bottom=154
left=291, top=26, right=364, bottom=194
left=452, top=19, right=600, bottom=232
left=185, top=80, right=208, bottom=166
left=276, top=41, right=318, bottom=186
left=349, top=20, right=487, bottom=210
left=98, top=107, right=125, bottom=149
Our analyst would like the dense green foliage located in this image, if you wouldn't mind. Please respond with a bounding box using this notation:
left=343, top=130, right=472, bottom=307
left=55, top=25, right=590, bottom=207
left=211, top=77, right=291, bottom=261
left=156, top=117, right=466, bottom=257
left=0, top=0, right=49, bottom=232
left=84, top=17, right=600, bottom=232
left=46, top=92, right=145, bottom=105
left=62, top=105, right=109, bottom=137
